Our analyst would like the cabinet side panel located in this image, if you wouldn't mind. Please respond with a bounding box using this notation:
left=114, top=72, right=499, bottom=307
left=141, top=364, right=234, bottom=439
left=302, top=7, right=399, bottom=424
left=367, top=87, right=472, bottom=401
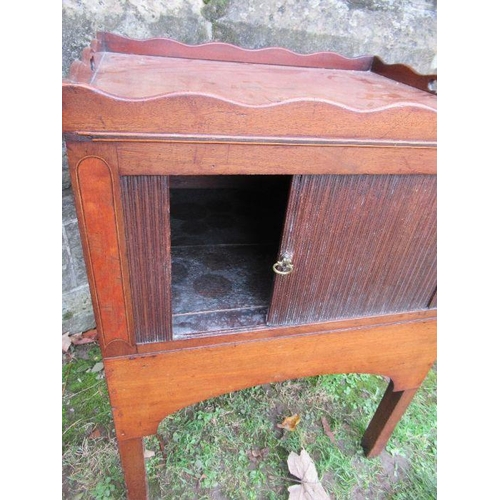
left=121, top=176, right=172, bottom=343
left=268, top=174, right=437, bottom=325
left=73, top=155, right=135, bottom=354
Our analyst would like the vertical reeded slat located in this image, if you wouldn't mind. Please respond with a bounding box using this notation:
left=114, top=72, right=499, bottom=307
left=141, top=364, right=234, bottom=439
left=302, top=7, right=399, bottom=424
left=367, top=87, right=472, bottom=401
left=121, top=176, right=172, bottom=343
left=268, top=174, right=437, bottom=325
left=428, top=288, right=437, bottom=308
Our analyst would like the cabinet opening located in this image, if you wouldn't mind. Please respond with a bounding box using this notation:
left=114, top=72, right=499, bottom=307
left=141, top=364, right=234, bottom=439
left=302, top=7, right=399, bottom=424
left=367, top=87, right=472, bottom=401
left=170, top=175, right=291, bottom=338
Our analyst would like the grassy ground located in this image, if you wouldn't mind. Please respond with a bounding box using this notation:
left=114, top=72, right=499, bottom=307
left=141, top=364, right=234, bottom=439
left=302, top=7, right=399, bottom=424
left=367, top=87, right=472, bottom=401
left=62, top=342, right=436, bottom=499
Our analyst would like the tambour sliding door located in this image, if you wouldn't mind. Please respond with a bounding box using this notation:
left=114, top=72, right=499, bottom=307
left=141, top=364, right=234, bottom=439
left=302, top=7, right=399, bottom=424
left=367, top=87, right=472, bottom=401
left=267, top=174, right=437, bottom=326
left=121, top=175, right=173, bottom=343
left=118, top=172, right=437, bottom=341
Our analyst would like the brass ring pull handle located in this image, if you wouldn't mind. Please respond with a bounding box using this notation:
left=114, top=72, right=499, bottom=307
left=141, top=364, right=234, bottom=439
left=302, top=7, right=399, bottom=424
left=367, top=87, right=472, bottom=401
left=273, top=256, right=294, bottom=275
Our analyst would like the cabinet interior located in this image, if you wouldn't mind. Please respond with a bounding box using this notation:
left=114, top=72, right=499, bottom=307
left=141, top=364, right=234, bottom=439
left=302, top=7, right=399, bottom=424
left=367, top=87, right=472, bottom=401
left=169, top=175, right=291, bottom=338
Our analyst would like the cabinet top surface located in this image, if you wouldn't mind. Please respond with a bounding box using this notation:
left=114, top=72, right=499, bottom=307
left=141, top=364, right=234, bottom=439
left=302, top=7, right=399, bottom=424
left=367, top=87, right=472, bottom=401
left=66, top=32, right=436, bottom=111
left=84, top=52, right=435, bottom=110
left=63, top=33, right=436, bottom=141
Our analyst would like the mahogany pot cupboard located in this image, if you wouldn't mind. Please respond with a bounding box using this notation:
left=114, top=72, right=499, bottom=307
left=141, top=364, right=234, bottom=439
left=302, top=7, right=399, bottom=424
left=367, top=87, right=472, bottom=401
left=62, top=32, right=437, bottom=499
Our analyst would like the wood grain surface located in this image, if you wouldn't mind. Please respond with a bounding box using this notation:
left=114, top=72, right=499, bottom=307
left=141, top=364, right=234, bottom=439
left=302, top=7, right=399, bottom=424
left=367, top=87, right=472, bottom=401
left=95, top=31, right=375, bottom=70
left=115, top=141, right=436, bottom=176
left=268, top=174, right=437, bottom=325
left=62, top=85, right=436, bottom=142
left=70, top=152, right=136, bottom=356
left=121, top=176, right=173, bottom=343
left=105, top=313, right=436, bottom=441
left=63, top=34, right=438, bottom=499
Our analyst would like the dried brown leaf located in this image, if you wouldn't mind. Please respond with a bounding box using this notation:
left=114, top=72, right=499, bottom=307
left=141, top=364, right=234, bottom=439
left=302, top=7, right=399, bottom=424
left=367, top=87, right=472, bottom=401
left=278, top=414, right=301, bottom=431
left=155, top=433, right=168, bottom=461
left=89, top=427, right=101, bottom=439
left=82, top=329, right=98, bottom=340
left=247, top=447, right=270, bottom=463
left=321, top=416, right=335, bottom=444
left=288, top=483, right=331, bottom=500
left=62, top=332, right=72, bottom=352
left=70, top=332, right=97, bottom=345
left=287, top=449, right=331, bottom=500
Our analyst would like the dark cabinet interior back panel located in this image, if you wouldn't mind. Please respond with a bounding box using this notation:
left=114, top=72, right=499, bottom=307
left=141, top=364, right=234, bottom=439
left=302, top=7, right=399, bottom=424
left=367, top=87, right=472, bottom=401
left=267, top=174, right=437, bottom=325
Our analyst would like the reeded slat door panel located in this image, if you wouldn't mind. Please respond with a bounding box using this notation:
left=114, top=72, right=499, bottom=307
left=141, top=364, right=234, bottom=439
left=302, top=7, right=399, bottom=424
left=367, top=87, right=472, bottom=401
left=121, top=176, right=172, bottom=343
left=267, top=174, right=437, bottom=325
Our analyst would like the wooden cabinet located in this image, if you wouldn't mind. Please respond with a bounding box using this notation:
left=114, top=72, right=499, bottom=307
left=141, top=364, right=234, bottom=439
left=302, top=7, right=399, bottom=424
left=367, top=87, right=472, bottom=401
left=63, top=32, right=437, bottom=499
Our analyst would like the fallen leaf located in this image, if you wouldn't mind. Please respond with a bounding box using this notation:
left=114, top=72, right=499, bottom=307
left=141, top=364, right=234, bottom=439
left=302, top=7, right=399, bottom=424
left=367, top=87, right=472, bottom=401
left=82, top=329, right=98, bottom=340
left=62, top=332, right=72, bottom=352
left=155, top=433, right=168, bottom=461
left=278, top=414, right=301, bottom=431
left=288, top=483, right=331, bottom=500
left=63, top=351, right=75, bottom=363
left=71, top=332, right=97, bottom=345
left=91, top=362, right=104, bottom=373
left=321, top=416, right=335, bottom=444
left=247, top=447, right=270, bottom=463
left=287, top=449, right=331, bottom=499
left=89, top=427, right=101, bottom=439
left=144, top=450, right=155, bottom=459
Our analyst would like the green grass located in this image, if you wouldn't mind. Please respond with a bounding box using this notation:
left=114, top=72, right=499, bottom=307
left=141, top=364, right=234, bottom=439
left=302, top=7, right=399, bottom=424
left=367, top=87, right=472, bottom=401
left=62, top=344, right=436, bottom=499
left=62, top=346, right=112, bottom=444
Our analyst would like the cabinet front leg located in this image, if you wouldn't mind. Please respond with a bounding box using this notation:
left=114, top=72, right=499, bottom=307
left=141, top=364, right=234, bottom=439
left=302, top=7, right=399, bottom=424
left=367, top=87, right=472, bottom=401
left=361, top=380, right=417, bottom=458
left=117, top=437, right=148, bottom=500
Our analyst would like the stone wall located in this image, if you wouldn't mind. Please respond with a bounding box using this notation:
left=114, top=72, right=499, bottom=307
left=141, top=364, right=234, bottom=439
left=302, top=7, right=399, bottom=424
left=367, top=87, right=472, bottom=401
left=62, top=0, right=437, bottom=334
